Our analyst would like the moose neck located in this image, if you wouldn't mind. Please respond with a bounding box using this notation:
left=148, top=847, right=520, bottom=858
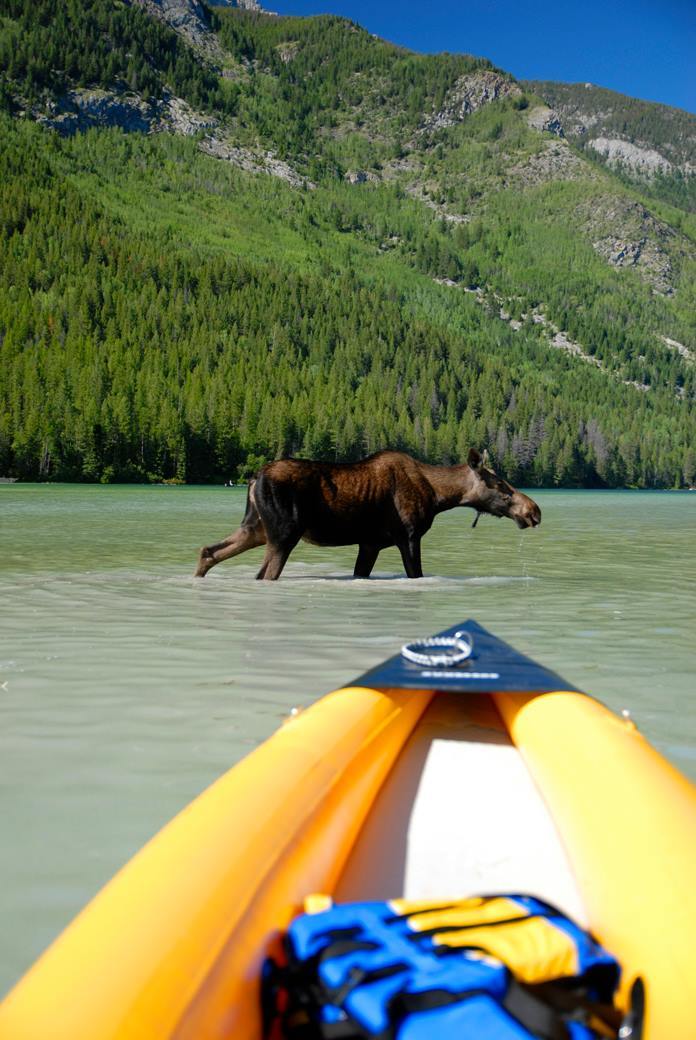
left=422, top=463, right=478, bottom=512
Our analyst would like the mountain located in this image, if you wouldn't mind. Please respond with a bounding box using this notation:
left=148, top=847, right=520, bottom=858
left=526, top=80, right=696, bottom=213
left=0, top=2, right=694, bottom=487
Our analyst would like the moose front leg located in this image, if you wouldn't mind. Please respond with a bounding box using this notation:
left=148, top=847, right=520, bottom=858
left=353, top=544, right=380, bottom=579
left=397, top=534, right=423, bottom=579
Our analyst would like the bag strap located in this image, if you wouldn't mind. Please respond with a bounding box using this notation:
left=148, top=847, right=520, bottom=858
left=519, top=980, right=624, bottom=1038
left=391, top=981, right=570, bottom=1040
left=503, top=979, right=577, bottom=1040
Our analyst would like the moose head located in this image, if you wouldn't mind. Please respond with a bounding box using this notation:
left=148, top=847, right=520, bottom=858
left=466, top=449, right=541, bottom=530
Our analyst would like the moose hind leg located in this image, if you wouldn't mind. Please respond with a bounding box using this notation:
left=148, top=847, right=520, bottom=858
left=195, top=524, right=265, bottom=577
left=256, top=535, right=300, bottom=581
left=354, top=544, right=380, bottom=579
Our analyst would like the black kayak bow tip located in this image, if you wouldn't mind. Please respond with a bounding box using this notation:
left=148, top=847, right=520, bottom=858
left=353, top=619, right=580, bottom=696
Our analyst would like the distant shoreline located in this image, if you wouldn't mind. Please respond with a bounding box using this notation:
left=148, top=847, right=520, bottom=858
left=1, top=481, right=694, bottom=492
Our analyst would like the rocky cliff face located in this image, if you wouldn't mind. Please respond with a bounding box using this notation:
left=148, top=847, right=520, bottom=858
left=586, top=136, right=678, bottom=176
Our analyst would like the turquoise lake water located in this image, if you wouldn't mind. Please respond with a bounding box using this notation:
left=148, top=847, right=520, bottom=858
left=1, top=484, right=695, bottom=994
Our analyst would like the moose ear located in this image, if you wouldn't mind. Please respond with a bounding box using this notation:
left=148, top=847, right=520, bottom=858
left=467, top=448, right=482, bottom=470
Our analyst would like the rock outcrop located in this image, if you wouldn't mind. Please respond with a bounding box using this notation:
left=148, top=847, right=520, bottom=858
left=661, top=336, right=694, bottom=363
left=577, top=196, right=678, bottom=294
left=422, top=71, right=521, bottom=131
left=276, top=41, right=300, bottom=63
left=508, top=139, right=589, bottom=187
left=132, top=0, right=227, bottom=60
left=526, top=105, right=564, bottom=137
left=36, top=87, right=311, bottom=189
left=591, top=235, right=673, bottom=295
left=38, top=88, right=218, bottom=137
left=212, top=0, right=267, bottom=8
left=524, top=80, right=696, bottom=182
left=200, top=137, right=314, bottom=188
left=344, top=169, right=378, bottom=184
left=131, top=0, right=276, bottom=63
left=196, top=0, right=273, bottom=14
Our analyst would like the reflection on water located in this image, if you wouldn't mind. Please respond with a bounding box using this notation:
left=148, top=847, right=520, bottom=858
left=1, top=484, right=695, bottom=993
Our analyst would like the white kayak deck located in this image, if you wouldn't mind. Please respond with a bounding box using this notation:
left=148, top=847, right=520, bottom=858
left=335, top=692, right=587, bottom=925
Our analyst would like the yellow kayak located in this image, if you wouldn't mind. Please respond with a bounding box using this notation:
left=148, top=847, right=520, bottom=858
left=1, top=620, right=695, bottom=1039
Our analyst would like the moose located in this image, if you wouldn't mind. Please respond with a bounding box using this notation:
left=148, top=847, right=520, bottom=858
left=195, top=449, right=540, bottom=581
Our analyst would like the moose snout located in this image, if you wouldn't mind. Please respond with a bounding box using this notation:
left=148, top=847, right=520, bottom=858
left=511, top=495, right=541, bottom=529
left=527, top=502, right=542, bottom=527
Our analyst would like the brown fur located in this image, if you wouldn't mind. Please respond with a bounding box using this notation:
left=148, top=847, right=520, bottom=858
left=195, top=449, right=541, bottom=581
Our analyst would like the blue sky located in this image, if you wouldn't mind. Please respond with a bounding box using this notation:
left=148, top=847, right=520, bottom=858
left=268, top=0, right=696, bottom=113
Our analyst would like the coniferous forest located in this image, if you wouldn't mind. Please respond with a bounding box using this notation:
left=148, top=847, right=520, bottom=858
left=0, top=2, right=695, bottom=486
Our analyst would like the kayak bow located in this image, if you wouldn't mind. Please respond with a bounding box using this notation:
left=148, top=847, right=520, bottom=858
left=1, top=621, right=694, bottom=1040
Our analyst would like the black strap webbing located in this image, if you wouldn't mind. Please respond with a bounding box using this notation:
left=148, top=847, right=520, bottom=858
left=503, top=979, right=572, bottom=1040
